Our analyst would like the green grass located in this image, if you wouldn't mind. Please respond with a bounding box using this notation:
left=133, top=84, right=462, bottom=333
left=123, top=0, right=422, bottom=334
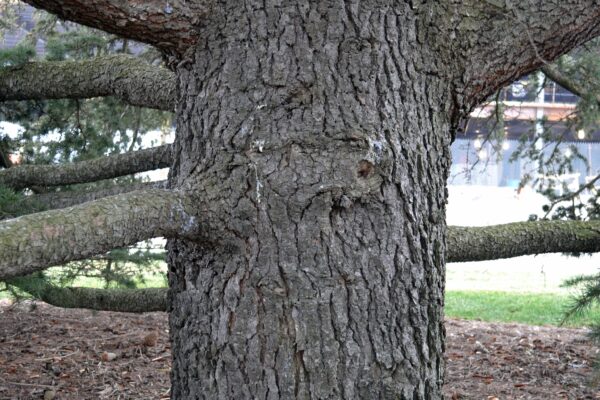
left=3, top=261, right=600, bottom=329
left=0, top=263, right=168, bottom=300
left=66, top=272, right=167, bottom=289
left=446, top=290, right=600, bottom=328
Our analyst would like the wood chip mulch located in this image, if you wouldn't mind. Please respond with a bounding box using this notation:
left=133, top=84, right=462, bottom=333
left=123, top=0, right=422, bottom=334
left=444, top=319, right=600, bottom=399
left=1, top=301, right=600, bottom=399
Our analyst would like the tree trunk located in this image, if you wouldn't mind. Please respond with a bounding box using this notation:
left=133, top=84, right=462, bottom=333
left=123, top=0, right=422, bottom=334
left=167, top=3, right=451, bottom=399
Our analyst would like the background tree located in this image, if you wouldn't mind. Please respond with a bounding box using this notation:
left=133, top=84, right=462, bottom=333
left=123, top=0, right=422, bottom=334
left=4, top=1, right=600, bottom=399
left=455, top=37, right=600, bottom=341
left=0, top=4, right=172, bottom=306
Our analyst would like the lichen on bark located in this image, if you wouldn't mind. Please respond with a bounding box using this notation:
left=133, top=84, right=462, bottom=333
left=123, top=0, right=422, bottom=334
left=0, top=55, right=176, bottom=110
left=5, top=1, right=600, bottom=399
left=0, top=189, right=199, bottom=280
left=167, top=2, right=450, bottom=398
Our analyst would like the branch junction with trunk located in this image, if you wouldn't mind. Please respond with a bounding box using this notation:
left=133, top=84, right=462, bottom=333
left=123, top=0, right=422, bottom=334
left=3, top=207, right=600, bottom=310
left=0, top=189, right=200, bottom=280
left=7, top=0, right=600, bottom=398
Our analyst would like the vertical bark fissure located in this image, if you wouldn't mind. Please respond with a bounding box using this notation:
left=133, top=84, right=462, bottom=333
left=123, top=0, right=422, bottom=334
left=168, top=2, right=451, bottom=399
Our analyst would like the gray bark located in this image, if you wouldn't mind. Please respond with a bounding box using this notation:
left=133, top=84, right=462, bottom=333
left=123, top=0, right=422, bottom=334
left=6, top=219, right=600, bottom=313
left=448, top=221, right=600, bottom=262
left=454, top=1, right=600, bottom=110
left=4, top=0, right=600, bottom=399
left=0, top=55, right=176, bottom=111
left=168, top=3, right=450, bottom=399
left=8, top=277, right=167, bottom=313
left=0, top=144, right=171, bottom=190
left=20, top=180, right=169, bottom=212
left=164, top=1, right=600, bottom=399
left=0, top=189, right=199, bottom=280
left=22, top=0, right=208, bottom=56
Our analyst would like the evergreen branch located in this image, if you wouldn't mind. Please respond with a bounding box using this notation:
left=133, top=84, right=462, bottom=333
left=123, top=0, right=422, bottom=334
left=540, top=63, right=598, bottom=105
left=447, top=220, right=600, bottom=263
left=542, top=173, right=600, bottom=219
left=0, top=189, right=199, bottom=280
left=9, top=218, right=600, bottom=311
left=561, top=273, right=600, bottom=323
left=0, top=55, right=176, bottom=111
left=8, top=276, right=167, bottom=313
left=22, top=0, right=208, bottom=56
left=0, top=145, right=172, bottom=190
left=22, top=180, right=169, bottom=212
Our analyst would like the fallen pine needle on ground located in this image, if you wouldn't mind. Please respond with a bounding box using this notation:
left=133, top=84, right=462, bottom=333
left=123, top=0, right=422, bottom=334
left=0, top=301, right=599, bottom=399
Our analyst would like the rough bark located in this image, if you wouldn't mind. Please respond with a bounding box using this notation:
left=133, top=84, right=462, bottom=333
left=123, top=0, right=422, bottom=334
left=0, top=55, right=176, bottom=111
left=18, top=180, right=169, bottom=212
left=0, top=145, right=171, bottom=190
left=168, top=3, right=450, bottom=399
left=22, top=0, right=209, bottom=56
left=0, top=189, right=199, bottom=280
left=6, top=1, right=600, bottom=399
left=447, top=221, right=600, bottom=263
left=6, top=218, right=600, bottom=314
left=451, top=1, right=600, bottom=111
left=7, top=277, right=167, bottom=313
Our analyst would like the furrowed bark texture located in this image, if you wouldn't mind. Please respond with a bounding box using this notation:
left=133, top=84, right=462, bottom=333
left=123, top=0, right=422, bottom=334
left=0, top=189, right=198, bottom=280
left=0, top=55, right=176, bottom=111
left=447, top=221, right=600, bottom=263
left=16, top=0, right=600, bottom=398
left=19, top=180, right=169, bottom=212
left=22, top=0, right=209, bottom=56
left=0, top=145, right=171, bottom=190
left=454, top=0, right=600, bottom=109
left=8, top=218, right=600, bottom=313
left=168, top=3, right=451, bottom=399
left=8, top=277, right=167, bottom=313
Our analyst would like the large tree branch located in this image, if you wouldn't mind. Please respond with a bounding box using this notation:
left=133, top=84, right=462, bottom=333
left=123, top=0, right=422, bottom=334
left=22, top=0, right=209, bottom=56
left=2, top=218, right=600, bottom=303
left=0, top=189, right=199, bottom=280
left=452, top=1, right=600, bottom=110
left=0, top=180, right=169, bottom=221
left=447, top=220, right=600, bottom=263
left=0, top=181, right=168, bottom=221
left=0, top=55, right=176, bottom=111
left=8, top=276, right=167, bottom=313
left=0, top=144, right=172, bottom=190
left=21, top=180, right=169, bottom=212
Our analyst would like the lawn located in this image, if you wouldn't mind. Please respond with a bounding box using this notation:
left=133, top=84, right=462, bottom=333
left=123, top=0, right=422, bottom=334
left=446, top=257, right=600, bottom=327
left=445, top=290, right=600, bottom=327
left=4, top=255, right=600, bottom=328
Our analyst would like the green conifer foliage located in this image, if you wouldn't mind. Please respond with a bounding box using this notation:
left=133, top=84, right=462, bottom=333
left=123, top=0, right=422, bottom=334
left=0, top=6, right=170, bottom=303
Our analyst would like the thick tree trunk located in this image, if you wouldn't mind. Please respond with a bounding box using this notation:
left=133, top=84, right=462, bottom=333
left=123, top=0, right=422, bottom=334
left=168, top=3, right=451, bottom=399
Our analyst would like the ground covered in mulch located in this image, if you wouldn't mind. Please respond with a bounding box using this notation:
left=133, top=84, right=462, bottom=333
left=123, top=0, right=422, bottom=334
left=1, top=301, right=599, bottom=399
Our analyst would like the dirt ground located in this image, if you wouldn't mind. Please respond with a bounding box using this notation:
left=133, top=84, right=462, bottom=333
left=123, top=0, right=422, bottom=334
left=1, top=301, right=599, bottom=399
